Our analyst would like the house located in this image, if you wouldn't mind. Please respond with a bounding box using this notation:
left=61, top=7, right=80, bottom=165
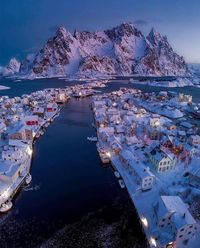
left=120, top=150, right=155, bottom=191
left=0, top=122, right=6, bottom=139
left=46, top=102, right=58, bottom=112
left=56, top=92, right=67, bottom=103
left=172, top=139, right=184, bottom=154
left=98, top=127, right=115, bottom=142
left=9, top=126, right=33, bottom=141
left=146, top=126, right=161, bottom=140
left=149, top=147, right=176, bottom=172
left=33, top=107, right=45, bottom=117
left=95, top=114, right=108, bottom=128
left=189, top=135, right=200, bottom=146
left=110, top=114, right=121, bottom=125
left=153, top=195, right=197, bottom=247
left=188, top=168, right=200, bottom=189
left=107, top=107, right=118, bottom=115
left=185, top=145, right=198, bottom=158
left=23, top=115, right=39, bottom=126
left=0, top=160, right=27, bottom=183
left=2, top=148, right=24, bottom=163
left=178, top=130, right=186, bottom=142
left=92, top=100, right=107, bottom=110
left=178, top=93, right=192, bottom=103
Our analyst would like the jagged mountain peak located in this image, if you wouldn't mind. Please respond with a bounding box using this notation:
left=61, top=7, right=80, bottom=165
left=105, top=22, right=143, bottom=42
left=147, top=28, right=167, bottom=45
left=56, top=26, right=71, bottom=39
left=7, top=58, right=20, bottom=70
left=19, top=23, right=189, bottom=78
left=0, top=57, right=21, bottom=76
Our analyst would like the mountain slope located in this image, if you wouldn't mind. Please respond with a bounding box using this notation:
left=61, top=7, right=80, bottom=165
left=19, top=23, right=189, bottom=78
left=0, top=58, right=21, bottom=77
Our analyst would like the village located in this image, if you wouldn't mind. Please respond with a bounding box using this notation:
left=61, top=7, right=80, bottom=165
left=0, top=80, right=107, bottom=213
left=0, top=80, right=200, bottom=248
left=92, top=88, right=200, bottom=248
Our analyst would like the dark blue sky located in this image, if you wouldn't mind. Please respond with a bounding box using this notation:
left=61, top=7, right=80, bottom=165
left=1, top=0, right=200, bottom=65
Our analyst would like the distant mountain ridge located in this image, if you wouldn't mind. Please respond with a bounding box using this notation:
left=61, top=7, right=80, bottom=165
left=0, top=58, right=21, bottom=77
left=1, top=23, right=190, bottom=78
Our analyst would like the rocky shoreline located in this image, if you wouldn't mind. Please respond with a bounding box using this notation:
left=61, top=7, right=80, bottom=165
left=40, top=201, right=146, bottom=248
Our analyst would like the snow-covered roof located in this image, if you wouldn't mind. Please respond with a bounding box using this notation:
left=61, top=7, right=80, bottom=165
left=98, top=126, right=114, bottom=134
left=161, top=196, right=196, bottom=230
left=120, top=150, right=154, bottom=179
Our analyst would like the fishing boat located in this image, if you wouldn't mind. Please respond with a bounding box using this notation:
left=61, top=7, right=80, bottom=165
left=87, top=136, right=98, bottom=142
left=25, top=173, right=32, bottom=185
left=44, top=122, right=49, bottom=128
left=118, top=179, right=125, bottom=189
left=40, top=130, right=44, bottom=136
left=35, top=132, right=40, bottom=139
left=0, top=200, right=13, bottom=213
left=114, top=171, right=121, bottom=178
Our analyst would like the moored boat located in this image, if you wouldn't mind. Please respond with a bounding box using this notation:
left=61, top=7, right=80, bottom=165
left=87, top=136, right=98, bottom=142
left=0, top=200, right=13, bottom=213
left=118, top=179, right=125, bottom=189
left=114, top=171, right=121, bottom=178
left=25, top=173, right=32, bottom=185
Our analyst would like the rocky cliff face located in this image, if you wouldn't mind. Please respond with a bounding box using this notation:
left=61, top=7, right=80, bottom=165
left=19, top=23, right=189, bottom=78
left=0, top=58, right=21, bottom=76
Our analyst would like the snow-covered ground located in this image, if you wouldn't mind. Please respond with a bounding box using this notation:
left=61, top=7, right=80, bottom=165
left=131, top=77, right=199, bottom=88
left=0, top=85, right=10, bottom=90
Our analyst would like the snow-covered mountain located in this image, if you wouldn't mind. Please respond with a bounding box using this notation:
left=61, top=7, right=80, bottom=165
left=19, top=23, right=189, bottom=78
left=0, top=58, right=21, bottom=77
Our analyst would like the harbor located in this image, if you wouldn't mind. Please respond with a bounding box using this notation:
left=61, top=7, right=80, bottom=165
left=0, top=78, right=147, bottom=247
left=0, top=77, right=199, bottom=247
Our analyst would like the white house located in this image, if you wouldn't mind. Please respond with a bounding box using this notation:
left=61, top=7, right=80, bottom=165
left=2, top=148, right=24, bottom=163
left=0, top=161, right=27, bottom=184
left=120, top=150, right=155, bottom=191
left=149, top=147, right=176, bottom=172
left=154, top=195, right=197, bottom=247
left=178, top=93, right=192, bottom=103
left=189, top=135, right=200, bottom=146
